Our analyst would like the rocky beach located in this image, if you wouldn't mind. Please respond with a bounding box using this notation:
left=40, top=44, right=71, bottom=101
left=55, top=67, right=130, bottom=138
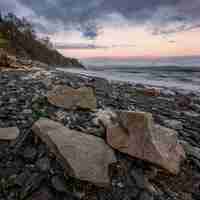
left=0, top=55, right=200, bottom=200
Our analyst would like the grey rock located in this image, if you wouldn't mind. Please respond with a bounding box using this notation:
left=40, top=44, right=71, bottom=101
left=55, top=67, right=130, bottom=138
left=15, top=171, right=31, bottom=186
left=191, top=103, right=200, bottom=113
left=36, top=157, right=51, bottom=172
left=161, top=89, right=175, bottom=97
left=139, top=191, right=154, bottom=200
left=130, top=169, right=155, bottom=193
left=180, top=141, right=200, bottom=160
left=23, top=147, right=37, bottom=161
left=51, top=175, right=67, bottom=193
left=163, top=119, right=183, bottom=130
left=183, top=110, right=199, bottom=118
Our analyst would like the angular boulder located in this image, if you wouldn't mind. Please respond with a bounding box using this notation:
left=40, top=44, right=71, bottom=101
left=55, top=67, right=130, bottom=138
left=32, top=118, right=116, bottom=186
left=0, top=50, right=11, bottom=67
left=106, top=111, right=185, bottom=174
left=47, top=86, right=97, bottom=110
left=137, top=88, right=160, bottom=97
left=0, top=127, right=19, bottom=141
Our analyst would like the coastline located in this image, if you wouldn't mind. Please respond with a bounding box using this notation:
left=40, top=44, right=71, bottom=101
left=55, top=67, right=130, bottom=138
left=0, top=64, right=199, bottom=199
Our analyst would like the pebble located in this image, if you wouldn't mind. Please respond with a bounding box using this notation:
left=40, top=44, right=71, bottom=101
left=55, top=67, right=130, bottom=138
left=36, top=157, right=51, bottom=172
left=51, top=175, right=67, bottom=193
left=23, top=147, right=37, bottom=161
left=163, top=119, right=183, bottom=130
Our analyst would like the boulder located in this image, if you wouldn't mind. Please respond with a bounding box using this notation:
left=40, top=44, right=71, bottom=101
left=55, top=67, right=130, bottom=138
left=163, top=119, right=183, bottom=130
left=32, top=118, right=116, bottom=186
left=47, top=86, right=97, bottom=110
left=0, top=127, right=19, bottom=141
left=106, top=111, right=185, bottom=174
left=180, top=141, right=200, bottom=160
left=137, top=88, right=160, bottom=97
left=0, top=50, right=11, bottom=67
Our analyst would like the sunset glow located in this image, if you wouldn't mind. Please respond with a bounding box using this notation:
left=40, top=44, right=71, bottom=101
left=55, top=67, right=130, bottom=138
left=1, top=0, right=200, bottom=60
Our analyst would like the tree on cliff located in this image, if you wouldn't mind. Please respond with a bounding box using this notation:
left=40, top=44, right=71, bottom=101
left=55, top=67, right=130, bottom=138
left=0, top=12, right=83, bottom=67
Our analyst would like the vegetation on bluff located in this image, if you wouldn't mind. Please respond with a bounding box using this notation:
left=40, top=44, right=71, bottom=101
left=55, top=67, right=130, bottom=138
left=0, top=12, right=84, bottom=68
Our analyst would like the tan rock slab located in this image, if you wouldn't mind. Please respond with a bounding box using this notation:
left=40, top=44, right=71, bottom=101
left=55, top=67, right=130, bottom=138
left=47, top=86, right=97, bottom=110
left=0, top=127, right=19, bottom=141
left=106, top=111, right=185, bottom=174
left=32, top=118, right=116, bottom=186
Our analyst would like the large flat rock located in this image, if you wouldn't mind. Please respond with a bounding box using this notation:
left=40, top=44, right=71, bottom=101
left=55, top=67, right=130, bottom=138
left=106, top=111, right=185, bottom=174
left=32, top=118, right=116, bottom=186
left=47, top=86, right=97, bottom=110
left=0, top=127, right=19, bottom=141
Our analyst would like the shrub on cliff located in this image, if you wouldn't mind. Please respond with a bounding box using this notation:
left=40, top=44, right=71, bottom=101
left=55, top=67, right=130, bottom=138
left=0, top=12, right=84, bottom=68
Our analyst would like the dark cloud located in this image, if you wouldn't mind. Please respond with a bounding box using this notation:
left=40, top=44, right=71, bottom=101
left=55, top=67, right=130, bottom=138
left=2, top=0, right=200, bottom=38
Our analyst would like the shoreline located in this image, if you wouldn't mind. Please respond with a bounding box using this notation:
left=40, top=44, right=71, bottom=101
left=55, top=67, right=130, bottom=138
left=57, top=67, right=200, bottom=96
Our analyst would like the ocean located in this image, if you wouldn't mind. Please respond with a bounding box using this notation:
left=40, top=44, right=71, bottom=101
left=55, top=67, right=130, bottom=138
left=58, top=63, right=200, bottom=93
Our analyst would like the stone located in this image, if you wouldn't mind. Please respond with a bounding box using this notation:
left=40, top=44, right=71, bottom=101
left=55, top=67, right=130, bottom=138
left=161, top=89, right=176, bottom=97
left=176, top=96, right=192, bottom=109
left=182, top=111, right=199, bottom=118
left=94, top=110, right=117, bottom=128
left=106, top=111, right=185, bottom=174
left=36, top=157, right=51, bottom=172
left=180, top=141, right=200, bottom=160
left=32, top=118, right=116, bottom=186
left=163, top=119, right=183, bottom=130
left=47, top=86, right=97, bottom=110
left=30, top=187, right=54, bottom=200
left=139, top=191, right=154, bottom=200
left=130, top=169, right=155, bottom=193
left=139, top=88, right=160, bottom=97
left=0, top=50, right=11, bottom=67
left=23, top=147, right=37, bottom=161
left=191, top=103, right=200, bottom=113
left=51, top=175, right=67, bottom=192
left=0, top=127, right=19, bottom=141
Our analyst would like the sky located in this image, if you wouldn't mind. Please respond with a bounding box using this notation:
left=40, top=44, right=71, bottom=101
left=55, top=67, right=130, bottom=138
left=1, top=0, right=200, bottom=60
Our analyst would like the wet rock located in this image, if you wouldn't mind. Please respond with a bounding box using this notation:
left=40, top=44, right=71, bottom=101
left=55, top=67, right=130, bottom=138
left=130, top=169, right=155, bottom=193
left=106, top=111, right=185, bottom=174
left=23, top=147, right=37, bottom=161
left=163, top=119, right=183, bottom=130
left=30, top=187, right=54, bottom=200
left=139, top=191, right=154, bottom=200
left=0, top=50, right=11, bottom=67
left=182, top=110, right=199, bottom=118
left=191, top=103, right=200, bottom=113
left=51, top=175, right=67, bottom=192
left=20, top=173, right=45, bottom=199
left=161, top=89, right=176, bottom=97
left=94, top=110, right=117, bottom=128
left=47, top=86, right=97, bottom=110
left=139, top=88, right=160, bottom=97
left=176, top=96, right=192, bottom=109
left=32, top=118, right=116, bottom=186
left=0, top=127, right=19, bottom=141
left=36, top=157, right=51, bottom=172
left=181, top=141, right=200, bottom=160
left=15, top=171, right=31, bottom=187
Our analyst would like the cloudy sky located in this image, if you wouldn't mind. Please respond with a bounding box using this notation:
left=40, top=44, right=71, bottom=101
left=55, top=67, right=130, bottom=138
left=1, top=0, right=200, bottom=59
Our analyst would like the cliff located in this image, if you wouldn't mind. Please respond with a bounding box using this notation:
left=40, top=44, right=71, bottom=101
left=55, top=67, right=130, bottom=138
left=0, top=13, right=84, bottom=68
